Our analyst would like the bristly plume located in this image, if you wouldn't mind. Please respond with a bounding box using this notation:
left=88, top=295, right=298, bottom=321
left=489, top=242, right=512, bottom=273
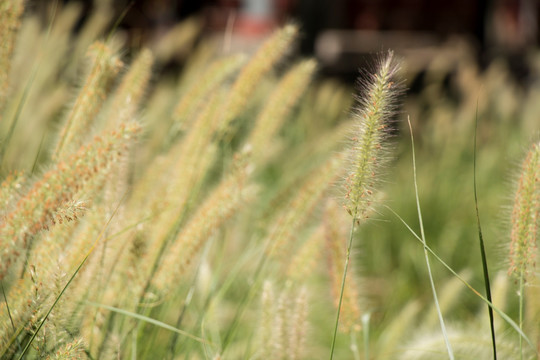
left=248, top=59, right=317, bottom=158
left=0, top=122, right=141, bottom=281
left=343, top=50, right=403, bottom=221
left=54, top=41, right=123, bottom=159
left=508, top=141, right=539, bottom=280
left=220, top=24, right=298, bottom=137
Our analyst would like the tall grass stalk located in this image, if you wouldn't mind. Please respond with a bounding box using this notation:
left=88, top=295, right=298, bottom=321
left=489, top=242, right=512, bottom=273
left=509, top=141, right=539, bottom=359
left=407, top=118, right=454, bottom=359
left=329, top=214, right=357, bottom=360
left=331, top=51, right=402, bottom=359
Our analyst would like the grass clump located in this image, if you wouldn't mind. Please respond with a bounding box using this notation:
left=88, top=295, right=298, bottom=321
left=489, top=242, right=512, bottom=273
left=0, top=2, right=539, bottom=360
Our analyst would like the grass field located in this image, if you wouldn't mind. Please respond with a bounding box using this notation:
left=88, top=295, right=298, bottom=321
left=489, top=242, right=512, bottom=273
left=0, top=2, right=538, bottom=359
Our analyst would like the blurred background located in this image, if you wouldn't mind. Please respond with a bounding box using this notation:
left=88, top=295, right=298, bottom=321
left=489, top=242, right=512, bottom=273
left=28, top=0, right=540, bottom=84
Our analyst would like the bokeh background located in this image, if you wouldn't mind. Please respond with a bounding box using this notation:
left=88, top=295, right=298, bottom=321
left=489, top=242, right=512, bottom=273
left=28, top=0, right=540, bottom=82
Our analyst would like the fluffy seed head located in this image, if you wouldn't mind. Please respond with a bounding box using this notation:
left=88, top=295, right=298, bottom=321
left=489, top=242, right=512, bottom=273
left=508, top=141, right=539, bottom=280
left=344, top=51, right=402, bottom=220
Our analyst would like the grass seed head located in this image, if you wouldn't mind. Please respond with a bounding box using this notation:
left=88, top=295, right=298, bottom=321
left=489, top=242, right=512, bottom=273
left=344, top=50, right=403, bottom=220
left=508, top=141, right=540, bottom=280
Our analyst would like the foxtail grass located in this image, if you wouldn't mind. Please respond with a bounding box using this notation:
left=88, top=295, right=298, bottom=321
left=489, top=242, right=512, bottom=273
left=508, top=141, right=539, bottom=359
left=172, top=54, right=246, bottom=129
left=221, top=24, right=298, bottom=138
left=330, top=51, right=402, bottom=359
left=1, top=7, right=538, bottom=358
left=256, top=282, right=308, bottom=360
left=103, top=48, right=153, bottom=129
left=286, top=226, right=324, bottom=283
left=152, top=157, right=251, bottom=292
left=0, top=122, right=140, bottom=281
left=54, top=41, right=123, bottom=158
left=266, top=155, right=343, bottom=261
left=247, top=59, right=317, bottom=158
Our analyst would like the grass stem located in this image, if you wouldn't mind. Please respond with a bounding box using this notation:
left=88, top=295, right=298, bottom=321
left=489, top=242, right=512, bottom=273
left=519, top=268, right=524, bottom=360
left=408, top=118, right=454, bottom=360
left=329, top=211, right=357, bottom=359
left=385, top=205, right=537, bottom=353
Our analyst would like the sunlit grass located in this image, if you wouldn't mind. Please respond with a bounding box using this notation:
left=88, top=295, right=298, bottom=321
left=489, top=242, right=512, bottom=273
left=0, top=2, right=538, bottom=359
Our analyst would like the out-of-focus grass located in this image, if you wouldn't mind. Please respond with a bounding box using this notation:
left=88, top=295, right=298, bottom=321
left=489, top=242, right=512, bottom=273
left=0, top=2, right=538, bottom=359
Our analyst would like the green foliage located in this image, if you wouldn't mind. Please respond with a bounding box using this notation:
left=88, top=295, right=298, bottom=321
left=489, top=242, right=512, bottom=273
left=0, top=2, right=538, bottom=360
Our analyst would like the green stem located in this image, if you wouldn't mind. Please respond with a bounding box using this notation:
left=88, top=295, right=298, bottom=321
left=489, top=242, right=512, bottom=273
left=408, top=118, right=454, bottom=360
left=329, top=212, right=357, bottom=359
left=1, top=281, right=14, bottom=330
left=385, top=205, right=536, bottom=353
left=519, top=268, right=524, bottom=360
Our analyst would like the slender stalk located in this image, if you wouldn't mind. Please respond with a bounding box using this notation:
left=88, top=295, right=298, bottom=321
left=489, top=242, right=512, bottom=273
left=329, top=210, right=357, bottom=359
left=473, top=107, right=497, bottom=360
left=519, top=268, right=524, bottom=360
left=85, top=302, right=211, bottom=345
left=1, top=281, right=14, bottom=330
left=408, top=118, right=454, bottom=359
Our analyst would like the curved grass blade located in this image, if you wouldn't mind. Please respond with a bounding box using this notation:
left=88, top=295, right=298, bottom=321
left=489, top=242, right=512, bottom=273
left=1, top=281, right=14, bottom=330
left=385, top=205, right=537, bottom=353
left=407, top=118, right=454, bottom=359
left=473, top=103, right=497, bottom=359
left=85, top=302, right=211, bottom=345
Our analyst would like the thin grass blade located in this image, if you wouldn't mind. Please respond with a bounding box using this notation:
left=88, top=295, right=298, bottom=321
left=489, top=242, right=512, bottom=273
left=408, top=117, right=454, bottom=360
left=386, top=205, right=537, bottom=353
left=85, top=302, right=211, bottom=345
left=473, top=105, right=497, bottom=359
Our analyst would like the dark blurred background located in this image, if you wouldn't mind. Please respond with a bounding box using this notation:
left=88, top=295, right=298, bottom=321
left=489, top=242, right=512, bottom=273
left=30, top=0, right=540, bottom=83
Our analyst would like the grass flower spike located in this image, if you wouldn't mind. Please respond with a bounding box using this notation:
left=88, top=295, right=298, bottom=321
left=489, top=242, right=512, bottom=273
left=344, top=50, right=402, bottom=221
left=248, top=59, right=316, bottom=157
left=0, top=122, right=141, bottom=281
left=55, top=41, right=123, bottom=158
left=221, top=24, right=298, bottom=136
left=331, top=51, right=402, bottom=359
left=509, top=141, right=540, bottom=280
left=508, top=140, right=539, bottom=359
